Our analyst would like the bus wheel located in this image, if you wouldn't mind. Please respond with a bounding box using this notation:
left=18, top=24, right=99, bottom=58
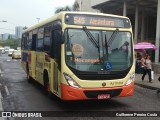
left=44, top=72, right=50, bottom=94
left=157, top=89, right=160, bottom=97
left=44, top=72, right=53, bottom=98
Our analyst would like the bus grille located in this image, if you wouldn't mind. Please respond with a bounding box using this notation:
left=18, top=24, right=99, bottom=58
left=84, top=89, right=122, bottom=98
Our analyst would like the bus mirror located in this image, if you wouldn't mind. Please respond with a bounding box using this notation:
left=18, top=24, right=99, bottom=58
left=53, top=21, right=62, bottom=30
left=61, top=33, right=65, bottom=44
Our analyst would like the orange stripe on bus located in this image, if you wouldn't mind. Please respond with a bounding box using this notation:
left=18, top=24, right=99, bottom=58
left=61, top=82, right=134, bottom=100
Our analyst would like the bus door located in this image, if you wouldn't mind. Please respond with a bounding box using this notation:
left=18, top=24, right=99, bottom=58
left=26, top=32, right=36, bottom=79
left=35, top=27, right=44, bottom=84
left=30, top=33, right=37, bottom=80
left=51, top=22, right=62, bottom=95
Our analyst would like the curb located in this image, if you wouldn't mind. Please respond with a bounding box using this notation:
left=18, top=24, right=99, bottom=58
left=135, top=83, right=159, bottom=90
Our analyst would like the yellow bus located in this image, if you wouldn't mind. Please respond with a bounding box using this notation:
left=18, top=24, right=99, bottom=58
left=21, top=12, right=135, bottom=100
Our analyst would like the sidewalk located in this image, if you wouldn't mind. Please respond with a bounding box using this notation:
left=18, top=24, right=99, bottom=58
left=135, top=73, right=160, bottom=90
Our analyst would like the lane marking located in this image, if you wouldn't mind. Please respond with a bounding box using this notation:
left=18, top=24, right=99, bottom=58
left=4, top=86, right=10, bottom=96
left=0, top=69, right=4, bottom=74
left=0, top=69, right=2, bottom=77
left=0, top=69, right=4, bottom=77
left=0, top=91, right=4, bottom=111
left=0, top=91, right=5, bottom=120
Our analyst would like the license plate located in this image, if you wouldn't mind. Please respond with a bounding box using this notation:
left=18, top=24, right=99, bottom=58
left=98, top=94, right=110, bottom=99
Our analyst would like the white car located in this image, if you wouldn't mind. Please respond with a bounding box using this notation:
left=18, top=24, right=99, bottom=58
left=0, top=48, right=5, bottom=54
left=8, top=49, right=14, bottom=56
left=12, top=50, right=21, bottom=59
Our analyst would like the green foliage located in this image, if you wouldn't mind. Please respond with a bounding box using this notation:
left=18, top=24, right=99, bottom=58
left=0, top=39, right=21, bottom=49
left=55, top=1, right=80, bottom=14
left=23, top=26, right=28, bottom=30
left=73, top=1, right=80, bottom=11
left=55, top=6, right=72, bottom=14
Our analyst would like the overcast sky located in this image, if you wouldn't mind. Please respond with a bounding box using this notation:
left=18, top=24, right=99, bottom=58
left=0, top=0, right=75, bottom=34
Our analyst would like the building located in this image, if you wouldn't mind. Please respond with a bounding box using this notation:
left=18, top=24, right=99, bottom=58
left=77, top=0, right=160, bottom=63
left=10, top=34, right=16, bottom=39
left=0, top=33, right=16, bottom=40
left=0, top=34, right=2, bottom=40
left=0, top=33, right=10, bottom=40
left=75, top=0, right=104, bottom=12
left=75, top=0, right=108, bottom=12
left=15, top=26, right=23, bottom=39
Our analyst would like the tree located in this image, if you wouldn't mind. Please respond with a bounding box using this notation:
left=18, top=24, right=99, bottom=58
left=55, top=6, right=71, bottom=14
left=73, top=1, right=80, bottom=11
left=23, top=26, right=28, bottom=30
left=0, top=39, right=21, bottom=49
left=65, top=6, right=72, bottom=11
left=8, top=35, right=11, bottom=39
left=54, top=1, right=80, bottom=14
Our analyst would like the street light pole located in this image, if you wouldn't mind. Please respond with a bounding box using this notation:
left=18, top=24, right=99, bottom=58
left=36, top=18, right=40, bottom=23
left=0, top=20, right=7, bottom=22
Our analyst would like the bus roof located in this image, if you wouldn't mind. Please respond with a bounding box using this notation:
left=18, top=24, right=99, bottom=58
left=24, top=11, right=130, bottom=33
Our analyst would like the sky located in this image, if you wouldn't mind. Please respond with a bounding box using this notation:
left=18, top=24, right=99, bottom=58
left=0, top=0, right=75, bottom=34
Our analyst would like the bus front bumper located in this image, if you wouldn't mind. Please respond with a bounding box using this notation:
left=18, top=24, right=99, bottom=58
left=61, top=82, right=134, bottom=100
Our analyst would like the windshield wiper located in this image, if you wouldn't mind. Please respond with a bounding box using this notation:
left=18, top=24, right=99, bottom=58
left=83, top=26, right=100, bottom=48
left=104, top=34, right=108, bottom=60
left=104, top=29, right=118, bottom=62
left=107, top=28, right=119, bottom=46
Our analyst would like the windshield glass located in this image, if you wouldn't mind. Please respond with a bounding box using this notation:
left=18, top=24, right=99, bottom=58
left=65, top=29, right=132, bottom=72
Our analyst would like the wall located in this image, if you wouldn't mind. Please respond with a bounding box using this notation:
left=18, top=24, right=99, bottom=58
left=153, top=63, right=160, bottom=74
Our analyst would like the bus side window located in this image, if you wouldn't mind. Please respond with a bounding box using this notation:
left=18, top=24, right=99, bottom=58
left=44, top=25, right=52, bottom=54
left=32, top=34, right=37, bottom=50
left=36, top=27, right=44, bottom=51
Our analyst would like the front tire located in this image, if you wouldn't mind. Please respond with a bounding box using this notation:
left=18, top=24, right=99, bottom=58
left=44, top=72, right=50, bottom=92
left=44, top=72, right=53, bottom=98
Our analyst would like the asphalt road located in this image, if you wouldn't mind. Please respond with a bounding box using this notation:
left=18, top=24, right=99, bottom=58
left=0, top=54, right=160, bottom=120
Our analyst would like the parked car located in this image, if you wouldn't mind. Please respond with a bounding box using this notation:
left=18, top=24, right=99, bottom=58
left=4, top=46, right=10, bottom=53
left=8, top=49, right=14, bottom=56
left=0, top=48, right=5, bottom=54
left=12, top=50, right=21, bottom=59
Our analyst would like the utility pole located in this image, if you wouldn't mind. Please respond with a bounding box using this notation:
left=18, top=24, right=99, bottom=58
left=36, top=18, right=40, bottom=23
left=0, top=20, right=7, bottom=22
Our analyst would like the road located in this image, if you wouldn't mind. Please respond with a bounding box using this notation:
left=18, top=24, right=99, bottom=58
left=0, top=53, right=160, bottom=120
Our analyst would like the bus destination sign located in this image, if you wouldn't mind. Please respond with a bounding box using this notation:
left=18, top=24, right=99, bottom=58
left=65, top=14, right=130, bottom=28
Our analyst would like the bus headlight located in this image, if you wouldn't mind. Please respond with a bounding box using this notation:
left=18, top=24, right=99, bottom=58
left=63, top=73, right=80, bottom=88
left=125, top=73, right=135, bottom=86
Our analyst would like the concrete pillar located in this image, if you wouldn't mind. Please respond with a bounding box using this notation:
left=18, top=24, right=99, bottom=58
left=146, top=16, right=149, bottom=39
left=155, top=0, right=160, bottom=63
left=79, top=0, right=82, bottom=11
left=123, top=0, right=127, bottom=16
left=134, top=2, right=139, bottom=43
left=141, top=10, right=145, bottom=42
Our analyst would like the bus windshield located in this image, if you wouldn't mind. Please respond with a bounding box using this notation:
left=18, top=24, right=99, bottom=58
left=65, top=29, right=132, bottom=72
